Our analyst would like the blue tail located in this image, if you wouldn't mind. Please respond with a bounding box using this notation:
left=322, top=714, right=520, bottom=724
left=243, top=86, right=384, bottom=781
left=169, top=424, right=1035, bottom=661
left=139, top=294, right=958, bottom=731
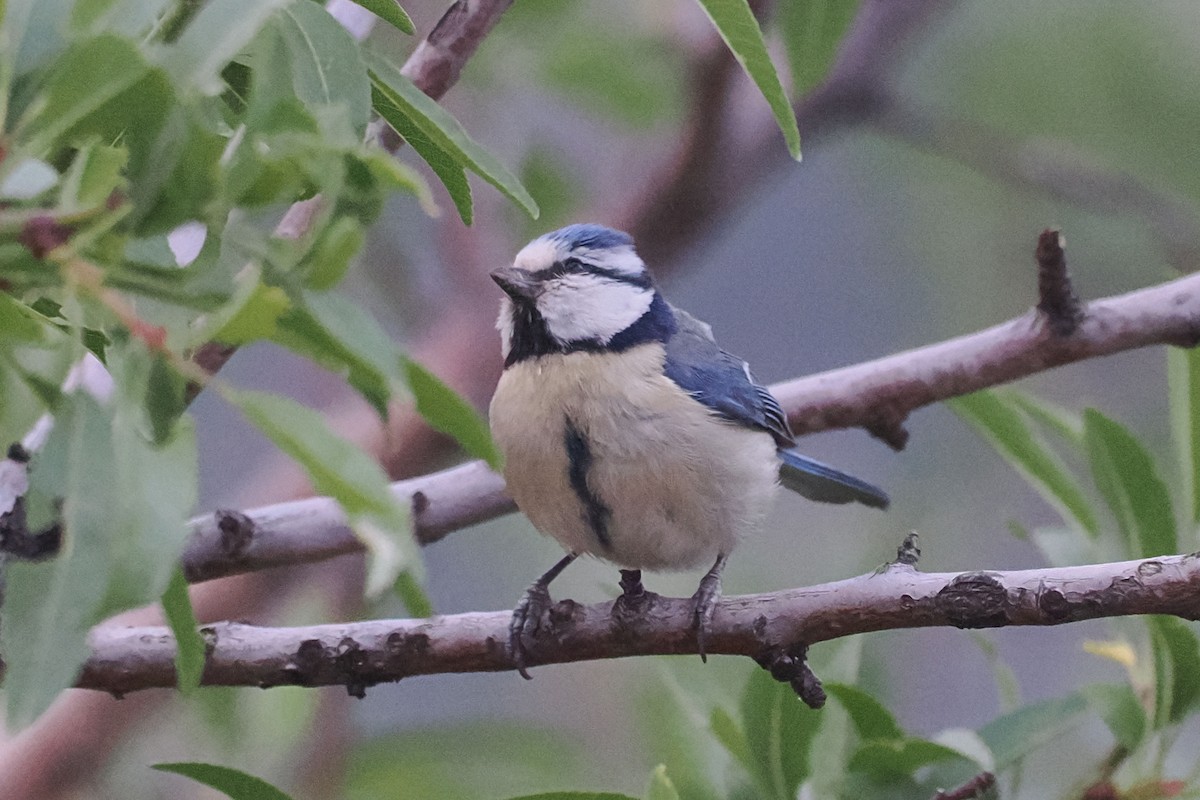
left=777, top=450, right=889, bottom=509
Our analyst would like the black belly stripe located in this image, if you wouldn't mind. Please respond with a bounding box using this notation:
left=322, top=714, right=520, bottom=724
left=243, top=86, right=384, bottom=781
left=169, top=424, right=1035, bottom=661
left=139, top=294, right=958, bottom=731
left=563, top=417, right=612, bottom=551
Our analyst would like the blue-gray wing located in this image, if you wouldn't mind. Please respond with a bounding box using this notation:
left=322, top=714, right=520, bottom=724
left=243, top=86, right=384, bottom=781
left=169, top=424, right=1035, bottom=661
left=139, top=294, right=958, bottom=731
left=664, top=307, right=889, bottom=510
left=662, top=308, right=794, bottom=447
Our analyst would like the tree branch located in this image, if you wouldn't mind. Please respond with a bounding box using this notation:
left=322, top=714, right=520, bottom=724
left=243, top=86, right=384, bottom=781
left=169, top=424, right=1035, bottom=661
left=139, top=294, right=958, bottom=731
left=78, top=550, right=1200, bottom=694
left=177, top=266, right=1200, bottom=584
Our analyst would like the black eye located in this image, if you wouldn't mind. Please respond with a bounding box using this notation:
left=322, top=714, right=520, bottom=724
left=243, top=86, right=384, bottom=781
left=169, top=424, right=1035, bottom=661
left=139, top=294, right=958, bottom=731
left=538, top=258, right=587, bottom=279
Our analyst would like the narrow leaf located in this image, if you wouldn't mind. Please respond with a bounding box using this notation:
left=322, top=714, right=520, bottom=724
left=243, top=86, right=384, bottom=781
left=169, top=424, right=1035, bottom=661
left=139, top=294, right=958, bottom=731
left=1149, top=615, right=1200, bottom=727
left=349, top=0, right=413, bottom=34
left=367, top=53, right=539, bottom=218
left=227, top=389, right=420, bottom=595
left=824, top=683, right=905, bottom=741
left=847, top=738, right=968, bottom=779
left=392, top=571, right=433, bottom=617
left=645, top=765, right=680, bottom=800
left=274, top=0, right=372, bottom=133
left=371, top=85, right=472, bottom=223
left=951, top=391, right=1099, bottom=536
left=1084, top=409, right=1177, bottom=558
left=740, top=667, right=821, bottom=800
left=694, top=0, right=801, bottom=160
left=710, top=706, right=758, bottom=787
left=1168, top=347, right=1200, bottom=525
left=1081, top=683, right=1146, bottom=750
left=152, top=762, right=294, bottom=800
left=161, top=567, right=205, bottom=692
left=777, top=0, right=859, bottom=95
left=403, top=357, right=502, bottom=470
left=978, top=692, right=1088, bottom=770
left=498, top=795, right=637, bottom=800
left=165, top=0, right=290, bottom=92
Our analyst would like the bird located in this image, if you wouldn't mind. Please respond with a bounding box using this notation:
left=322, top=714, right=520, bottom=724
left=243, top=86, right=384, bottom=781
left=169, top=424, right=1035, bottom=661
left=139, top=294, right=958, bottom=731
left=488, top=223, right=888, bottom=678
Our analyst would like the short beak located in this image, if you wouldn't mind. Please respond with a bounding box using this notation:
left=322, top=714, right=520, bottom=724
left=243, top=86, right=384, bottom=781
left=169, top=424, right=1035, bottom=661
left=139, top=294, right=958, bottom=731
left=490, top=266, right=539, bottom=300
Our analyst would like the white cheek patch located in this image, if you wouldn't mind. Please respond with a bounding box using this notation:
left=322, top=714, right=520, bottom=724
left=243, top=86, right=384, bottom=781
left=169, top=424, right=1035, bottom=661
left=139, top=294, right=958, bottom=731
left=496, top=297, right=515, bottom=358
left=513, top=238, right=562, bottom=272
left=538, top=275, right=654, bottom=345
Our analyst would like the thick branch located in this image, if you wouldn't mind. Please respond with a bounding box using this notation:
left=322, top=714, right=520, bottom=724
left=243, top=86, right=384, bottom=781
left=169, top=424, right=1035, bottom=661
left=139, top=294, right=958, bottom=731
left=79, top=552, right=1200, bottom=693
left=178, top=269, right=1200, bottom=583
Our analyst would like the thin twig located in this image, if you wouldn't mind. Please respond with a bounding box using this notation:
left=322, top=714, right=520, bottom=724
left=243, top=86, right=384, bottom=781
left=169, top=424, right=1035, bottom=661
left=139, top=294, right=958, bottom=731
left=176, top=267, right=1200, bottom=584
left=77, top=551, right=1200, bottom=693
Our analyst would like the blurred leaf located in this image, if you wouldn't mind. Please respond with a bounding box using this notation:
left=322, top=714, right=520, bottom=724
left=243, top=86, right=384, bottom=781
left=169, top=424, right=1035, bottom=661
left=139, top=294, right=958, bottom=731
left=1008, top=391, right=1085, bottom=446
left=978, top=692, right=1087, bottom=770
left=541, top=33, right=683, bottom=129
left=273, top=0, right=371, bottom=134
left=145, top=353, right=185, bottom=444
left=645, top=766, right=679, bottom=800
left=152, top=763, right=294, bottom=800
left=638, top=669, right=722, bottom=800
left=500, top=795, right=636, bottom=800
left=367, top=52, right=539, bottom=218
left=281, top=289, right=404, bottom=416
left=1083, top=639, right=1138, bottom=670
left=710, top=706, right=757, bottom=787
left=930, top=728, right=995, bottom=771
left=227, top=389, right=419, bottom=596
left=777, top=0, right=859, bottom=94
left=1168, top=347, right=1200, bottom=525
left=347, top=724, right=588, bottom=800
left=393, top=571, right=433, bottom=617
left=1081, top=683, right=1147, bottom=750
left=206, top=274, right=292, bottom=346
left=1028, top=525, right=1093, bottom=568
left=22, top=34, right=151, bottom=149
left=2, top=364, right=196, bottom=727
left=968, top=632, right=1022, bottom=712
left=951, top=390, right=1099, bottom=536
left=349, top=0, right=413, bottom=34
left=824, top=682, right=904, bottom=741
left=694, top=0, right=801, bottom=160
left=516, top=146, right=577, bottom=238
left=70, top=0, right=174, bottom=38
left=1148, top=615, right=1200, bottom=727
left=165, top=0, right=290, bottom=93
left=847, top=738, right=968, bottom=780
left=59, top=141, right=127, bottom=211
left=402, top=357, right=502, bottom=470
left=304, top=216, right=365, bottom=290
left=740, top=667, right=820, bottom=800
left=1084, top=408, right=1177, bottom=557
left=372, top=91, right=473, bottom=223
left=358, top=149, right=439, bottom=217
left=161, top=567, right=205, bottom=692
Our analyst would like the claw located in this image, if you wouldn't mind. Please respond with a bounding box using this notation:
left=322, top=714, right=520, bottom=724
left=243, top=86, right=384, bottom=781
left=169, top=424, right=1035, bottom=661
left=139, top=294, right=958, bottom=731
left=507, top=553, right=577, bottom=679
left=691, top=553, right=728, bottom=663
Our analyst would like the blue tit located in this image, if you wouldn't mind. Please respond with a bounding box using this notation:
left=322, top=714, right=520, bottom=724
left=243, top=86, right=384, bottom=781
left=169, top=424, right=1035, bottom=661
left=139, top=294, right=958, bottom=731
left=488, top=223, right=888, bottom=677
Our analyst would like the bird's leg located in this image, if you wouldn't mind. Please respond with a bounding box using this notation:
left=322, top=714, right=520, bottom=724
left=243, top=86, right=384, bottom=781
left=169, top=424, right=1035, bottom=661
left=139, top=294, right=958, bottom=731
left=691, top=553, right=728, bottom=663
left=618, top=569, right=644, bottom=598
left=509, top=553, right=577, bottom=680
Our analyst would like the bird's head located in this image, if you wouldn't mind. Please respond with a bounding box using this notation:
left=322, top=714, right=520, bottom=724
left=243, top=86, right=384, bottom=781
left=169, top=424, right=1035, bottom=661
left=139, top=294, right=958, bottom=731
left=492, top=224, right=674, bottom=365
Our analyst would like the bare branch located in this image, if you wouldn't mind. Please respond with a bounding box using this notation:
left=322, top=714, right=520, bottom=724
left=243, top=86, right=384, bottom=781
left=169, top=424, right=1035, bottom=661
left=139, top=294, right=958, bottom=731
left=78, top=551, right=1200, bottom=693
left=178, top=268, right=1200, bottom=584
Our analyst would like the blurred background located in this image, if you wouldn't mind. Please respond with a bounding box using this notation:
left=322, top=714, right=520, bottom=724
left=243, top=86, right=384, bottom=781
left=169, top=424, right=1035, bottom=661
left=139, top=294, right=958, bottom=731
left=6, top=0, right=1200, bottom=797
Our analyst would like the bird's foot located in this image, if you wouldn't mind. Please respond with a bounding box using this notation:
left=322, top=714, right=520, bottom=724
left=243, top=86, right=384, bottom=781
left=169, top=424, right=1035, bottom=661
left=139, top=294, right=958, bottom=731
left=691, top=554, right=728, bottom=663
left=509, top=582, right=552, bottom=680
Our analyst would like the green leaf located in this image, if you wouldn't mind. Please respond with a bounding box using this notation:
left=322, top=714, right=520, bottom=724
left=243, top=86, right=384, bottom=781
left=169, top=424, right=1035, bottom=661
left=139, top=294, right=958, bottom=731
left=693, top=0, right=801, bottom=160
left=152, top=763, right=295, bottom=800
left=1168, top=347, right=1200, bottom=525
left=1149, top=615, right=1200, bottom=727
left=165, top=0, right=290, bottom=93
left=393, top=570, right=433, bottom=617
left=709, top=706, right=758, bottom=786
left=161, top=567, right=205, bottom=692
left=206, top=275, right=292, bottom=346
left=740, top=667, right=821, bottom=800
left=777, top=0, right=859, bottom=95
left=1081, top=683, right=1146, bottom=750
left=367, top=53, right=539, bottom=218
left=402, top=357, right=502, bottom=471
left=304, top=217, right=365, bottom=290
left=824, top=682, right=904, bottom=741
left=59, top=141, right=127, bottom=211
left=273, top=0, right=372, bottom=134
left=371, top=85, right=472, bottom=223
left=951, top=391, right=1100, bottom=536
left=847, top=738, right=968, bottom=780
left=2, top=366, right=196, bottom=727
left=978, top=692, right=1087, bottom=770
left=1084, top=409, right=1177, bottom=558
left=349, top=0, right=413, bottom=34
left=22, top=34, right=150, bottom=149
left=227, top=389, right=419, bottom=596
left=644, top=765, right=679, bottom=800
left=499, top=795, right=637, bottom=800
